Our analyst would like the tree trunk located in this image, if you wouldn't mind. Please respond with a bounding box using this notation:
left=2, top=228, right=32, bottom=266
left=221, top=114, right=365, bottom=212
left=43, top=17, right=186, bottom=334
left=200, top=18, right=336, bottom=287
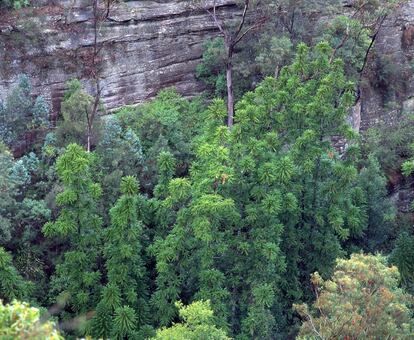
left=226, top=48, right=235, bottom=128
left=86, top=128, right=91, bottom=152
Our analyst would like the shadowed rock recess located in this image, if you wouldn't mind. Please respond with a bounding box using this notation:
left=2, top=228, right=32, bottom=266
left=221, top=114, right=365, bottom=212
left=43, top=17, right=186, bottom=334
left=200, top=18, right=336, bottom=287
left=0, top=0, right=413, bottom=127
left=0, top=0, right=238, bottom=115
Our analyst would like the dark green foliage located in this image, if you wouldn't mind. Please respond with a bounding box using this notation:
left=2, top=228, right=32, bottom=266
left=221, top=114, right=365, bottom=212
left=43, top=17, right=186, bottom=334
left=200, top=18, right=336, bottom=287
left=0, top=143, right=18, bottom=244
left=0, top=75, right=49, bottom=148
left=391, top=233, right=414, bottom=286
left=115, top=89, right=203, bottom=192
left=317, top=15, right=370, bottom=79
left=90, top=176, right=150, bottom=338
left=1, top=15, right=412, bottom=338
left=353, top=156, right=396, bottom=252
left=196, top=38, right=227, bottom=97
left=97, top=117, right=145, bottom=207
left=0, top=247, right=32, bottom=302
left=151, top=42, right=370, bottom=338
left=391, top=130, right=414, bottom=291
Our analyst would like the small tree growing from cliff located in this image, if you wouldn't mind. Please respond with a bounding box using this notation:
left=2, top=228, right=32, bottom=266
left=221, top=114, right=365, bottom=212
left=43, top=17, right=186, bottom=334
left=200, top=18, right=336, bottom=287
left=79, top=0, right=117, bottom=151
left=56, top=79, right=102, bottom=148
left=193, top=0, right=269, bottom=127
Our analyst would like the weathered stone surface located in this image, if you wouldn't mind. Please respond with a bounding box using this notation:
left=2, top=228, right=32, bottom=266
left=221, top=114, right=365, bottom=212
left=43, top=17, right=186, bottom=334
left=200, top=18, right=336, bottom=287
left=0, top=0, right=414, bottom=128
left=360, top=0, right=414, bottom=130
left=0, top=0, right=238, bottom=114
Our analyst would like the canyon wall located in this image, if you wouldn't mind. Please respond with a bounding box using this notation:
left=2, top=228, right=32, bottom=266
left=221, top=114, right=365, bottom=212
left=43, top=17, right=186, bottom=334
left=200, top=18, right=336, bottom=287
left=0, top=0, right=413, bottom=127
left=0, top=0, right=238, bottom=115
left=360, top=0, right=414, bottom=130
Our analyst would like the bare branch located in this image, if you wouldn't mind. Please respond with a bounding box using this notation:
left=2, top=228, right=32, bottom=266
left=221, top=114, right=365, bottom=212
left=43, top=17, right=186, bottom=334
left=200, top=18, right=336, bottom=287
left=234, top=0, right=249, bottom=40
left=204, top=0, right=227, bottom=37
left=234, top=16, right=267, bottom=47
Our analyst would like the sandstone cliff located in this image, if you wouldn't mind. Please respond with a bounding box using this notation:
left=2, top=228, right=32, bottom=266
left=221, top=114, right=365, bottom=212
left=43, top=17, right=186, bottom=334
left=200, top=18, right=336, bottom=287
left=0, top=0, right=413, bottom=128
left=0, top=0, right=237, bottom=115
left=361, top=0, right=414, bottom=130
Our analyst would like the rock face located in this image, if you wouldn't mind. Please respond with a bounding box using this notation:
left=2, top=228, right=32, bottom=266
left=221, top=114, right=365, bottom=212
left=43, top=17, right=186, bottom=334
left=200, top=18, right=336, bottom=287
left=360, top=0, right=414, bottom=130
left=0, top=0, right=238, bottom=115
left=0, top=0, right=414, bottom=126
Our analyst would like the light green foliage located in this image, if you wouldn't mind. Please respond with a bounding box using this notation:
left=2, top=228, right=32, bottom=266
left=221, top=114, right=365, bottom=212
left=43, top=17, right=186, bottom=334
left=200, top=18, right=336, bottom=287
left=43, top=144, right=103, bottom=324
left=43, top=143, right=102, bottom=238
left=151, top=300, right=230, bottom=340
left=295, top=254, right=414, bottom=339
left=152, top=42, right=368, bottom=338
left=0, top=75, right=49, bottom=147
left=56, top=79, right=101, bottom=147
left=0, top=300, right=61, bottom=339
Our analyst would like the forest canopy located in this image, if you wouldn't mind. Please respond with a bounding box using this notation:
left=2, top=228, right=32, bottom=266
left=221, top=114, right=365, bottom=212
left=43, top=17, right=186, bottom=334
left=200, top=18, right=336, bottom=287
left=0, top=0, right=413, bottom=339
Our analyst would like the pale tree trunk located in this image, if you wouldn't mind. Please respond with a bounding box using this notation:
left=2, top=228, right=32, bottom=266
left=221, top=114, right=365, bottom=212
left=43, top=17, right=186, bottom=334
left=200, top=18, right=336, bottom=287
left=196, top=0, right=267, bottom=127
left=86, top=0, right=111, bottom=152
left=226, top=48, right=235, bottom=127
left=86, top=80, right=101, bottom=153
left=87, top=130, right=91, bottom=152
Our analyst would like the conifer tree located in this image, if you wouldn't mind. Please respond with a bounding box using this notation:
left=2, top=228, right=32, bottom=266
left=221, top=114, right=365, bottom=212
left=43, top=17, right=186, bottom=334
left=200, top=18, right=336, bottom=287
left=90, top=176, right=150, bottom=339
left=0, top=247, right=32, bottom=302
left=151, top=42, right=369, bottom=338
left=97, top=117, right=145, bottom=209
left=43, top=144, right=103, bottom=330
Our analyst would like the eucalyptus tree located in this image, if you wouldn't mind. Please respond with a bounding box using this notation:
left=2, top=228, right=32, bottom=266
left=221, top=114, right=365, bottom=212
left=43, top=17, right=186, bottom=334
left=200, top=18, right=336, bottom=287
left=193, top=0, right=271, bottom=127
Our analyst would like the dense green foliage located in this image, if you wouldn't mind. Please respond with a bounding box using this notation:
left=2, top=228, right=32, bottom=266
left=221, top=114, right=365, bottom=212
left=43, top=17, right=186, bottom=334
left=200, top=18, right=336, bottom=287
left=0, top=75, right=49, bottom=149
left=1, top=1, right=413, bottom=338
left=295, top=254, right=414, bottom=339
